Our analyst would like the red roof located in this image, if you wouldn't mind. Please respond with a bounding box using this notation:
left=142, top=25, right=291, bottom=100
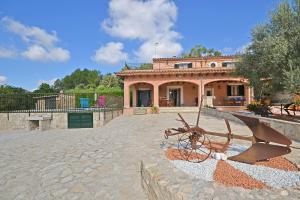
left=153, top=55, right=238, bottom=62
left=116, top=67, right=235, bottom=77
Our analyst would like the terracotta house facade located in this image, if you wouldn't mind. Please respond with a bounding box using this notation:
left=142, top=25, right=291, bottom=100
left=116, top=56, right=253, bottom=114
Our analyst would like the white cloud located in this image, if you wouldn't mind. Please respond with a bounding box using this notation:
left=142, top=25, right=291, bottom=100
left=92, top=42, right=128, bottom=65
left=101, top=0, right=182, bottom=62
left=2, top=16, right=57, bottom=47
left=37, top=78, right=57, bottom=86
left=1, top=16, right=70, bottom=62
left=22, top=45, right=70, bottom=62
left=135, top=38, right=182, bottom=61
left=0, top=47, right=17, bottom=58
left=0, top=75, right=7, bottom=85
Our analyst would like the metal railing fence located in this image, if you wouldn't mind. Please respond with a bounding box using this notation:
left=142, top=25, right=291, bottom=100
left=0, top=93, right=123, bottom=113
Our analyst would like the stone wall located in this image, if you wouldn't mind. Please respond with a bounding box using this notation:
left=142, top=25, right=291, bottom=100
left=0, top=109, right=123, bottom=131
left=0, top=113, right=68, bottom=130
left=93, top=109, right=123, bottom=128
left=202, top=108, right=300, bottom=142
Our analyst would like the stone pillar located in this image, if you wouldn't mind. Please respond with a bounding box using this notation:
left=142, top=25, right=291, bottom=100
left=198, top=79, right=205, bottom=106
left=249, top=87, right=254, bottom=104
left=124, top=83, right=130, bottom=108
left=132, top=85, right=137, bottom=107
left=244, top=86, right=250, bottom=105
left=153, top=84, right=159, bottom=107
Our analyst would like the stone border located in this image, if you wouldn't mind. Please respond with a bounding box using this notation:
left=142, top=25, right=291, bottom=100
left=202, top=108, right=300, bottom=142
left=140, top=160, right=191, bottom=200
left=141, top=158, right=300, bottom=200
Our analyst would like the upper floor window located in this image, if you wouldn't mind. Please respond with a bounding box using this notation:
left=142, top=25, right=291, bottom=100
left=222, top=62, right=236, bottom=67
left=174, top=63, right=192, bottom=69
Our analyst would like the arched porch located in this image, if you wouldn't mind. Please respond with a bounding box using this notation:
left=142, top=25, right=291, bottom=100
left=159, top=81, right=199, bottom=107
left=129, top=82, right=154, bottom=107
left=203, top=80, right=251, bottom=107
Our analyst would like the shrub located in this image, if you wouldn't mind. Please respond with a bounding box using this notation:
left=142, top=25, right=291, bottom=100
left=247, top=101, right=271, bottom=117
left=151, top=105, right=159, bottom=114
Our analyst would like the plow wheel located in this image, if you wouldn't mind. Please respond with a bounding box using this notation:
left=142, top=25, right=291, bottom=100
left=177, top=130, right=212, bottom=163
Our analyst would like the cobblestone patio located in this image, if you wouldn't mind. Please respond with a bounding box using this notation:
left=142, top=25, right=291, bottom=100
left=0, top=113, right=299, bottom=200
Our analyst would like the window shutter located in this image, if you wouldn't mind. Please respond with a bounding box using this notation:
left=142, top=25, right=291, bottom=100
left=238, top=85, right=245, bottom=96
left=227, top=85, right=232, bottom=96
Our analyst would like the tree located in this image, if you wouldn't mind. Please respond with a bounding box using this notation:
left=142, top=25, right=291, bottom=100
left=62, top=68, right=101, bottom=89
left=121, top=63, right=153, bottom=70
left=235, top=0, right=300, bottom=98
left=100, top=73, right=122, bottom=88
left=0, top=85, right=32, bottom=111
left=136, top=63, right=153, bottom=70
left=121, top=63, right=131, bottom=71
left=33, top=83, right=55, bottom=93
left=182, top=45, right=222, bottom=57
left=0, top=85, right=27, bottom=94
left=53, top=79, right=64, bottom=92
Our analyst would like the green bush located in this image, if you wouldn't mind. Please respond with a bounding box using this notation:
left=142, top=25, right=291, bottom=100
left=294, top=99, right=300, bottom=106
left=247, top=102, right=271, bottom=117
left=151, top=105, right=159, bottom=114
left=66, top=87, right=123, bottom=97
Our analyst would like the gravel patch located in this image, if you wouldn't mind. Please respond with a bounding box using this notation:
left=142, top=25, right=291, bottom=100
left=226, top=144, right=248, bottom=157
left=168, top=143, right=300, bottom=189
left=228, top=160, right=300, bottom=188
left=171, top=159, right=218, bottom=181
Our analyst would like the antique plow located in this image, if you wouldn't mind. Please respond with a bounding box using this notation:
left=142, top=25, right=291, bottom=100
left=164, top=99, right=293, bottom=164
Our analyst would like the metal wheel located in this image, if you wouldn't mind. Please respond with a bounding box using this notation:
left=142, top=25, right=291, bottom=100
left=177, top=130, right=212, bottom=163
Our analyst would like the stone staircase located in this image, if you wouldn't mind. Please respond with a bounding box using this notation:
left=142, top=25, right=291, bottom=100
left=159, top=107, right=199, bottom=113
left=133, top=108, right=148, bottom=115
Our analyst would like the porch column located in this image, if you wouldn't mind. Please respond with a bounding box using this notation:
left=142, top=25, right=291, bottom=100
left=243, top=85, right=252, bottom=105
left=124, top=83, right=130, bottom=108
left=132, top=86, right=137, bottom=107
left=153, top=84, right=159, bottom=107
left=246, top=87, right=253, bottom=104
left=198, top=80, right=205, bottom=106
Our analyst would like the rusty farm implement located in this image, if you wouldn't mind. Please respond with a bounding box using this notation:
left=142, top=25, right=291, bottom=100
left=164, top=99, right=295, bottom=164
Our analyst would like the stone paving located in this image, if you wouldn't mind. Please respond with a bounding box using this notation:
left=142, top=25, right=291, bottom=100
left=0, top=113, right=299, bottom=200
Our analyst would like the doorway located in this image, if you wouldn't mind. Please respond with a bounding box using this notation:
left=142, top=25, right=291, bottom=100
left=169, top=88, right=181, bottom=106
left=204, top=88, right=214, bottom=107
left=205, top=88, right=214, bottom=96
left=137, top=90, right=151, bottom=107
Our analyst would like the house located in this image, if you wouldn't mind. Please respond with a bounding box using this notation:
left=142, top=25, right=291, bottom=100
left=116, top=56, right=253, bottom=114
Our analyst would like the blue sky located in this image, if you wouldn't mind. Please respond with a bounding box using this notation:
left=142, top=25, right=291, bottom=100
left=0, top=0, right=281, bottom=90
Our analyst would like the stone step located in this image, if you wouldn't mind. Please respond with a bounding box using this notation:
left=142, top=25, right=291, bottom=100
left=133, top=108, right=147, bottom=115
left=159, top=107, right=199, bottom=113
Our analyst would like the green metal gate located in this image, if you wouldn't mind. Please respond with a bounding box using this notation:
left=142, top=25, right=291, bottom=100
left=68, top=113, right=93, bottom=128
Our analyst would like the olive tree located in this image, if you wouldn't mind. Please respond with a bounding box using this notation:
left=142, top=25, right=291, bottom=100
left=235, top=0, right=300, bottom=98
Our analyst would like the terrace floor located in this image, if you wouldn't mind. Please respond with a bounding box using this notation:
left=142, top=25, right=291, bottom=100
left=0, top=113, right=299, bottom=200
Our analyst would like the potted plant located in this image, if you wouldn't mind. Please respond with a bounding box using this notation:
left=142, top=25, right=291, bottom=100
left=151, top=105, right=159, bottom=114
left=294, top=99, right=300, bottom=111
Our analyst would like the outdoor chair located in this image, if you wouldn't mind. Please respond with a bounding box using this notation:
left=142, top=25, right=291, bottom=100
left=98, top=96, right=106, bottom=107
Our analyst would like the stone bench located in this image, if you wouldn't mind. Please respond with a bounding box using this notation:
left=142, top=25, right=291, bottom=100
left=27, top=116, right=52, bottom=131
